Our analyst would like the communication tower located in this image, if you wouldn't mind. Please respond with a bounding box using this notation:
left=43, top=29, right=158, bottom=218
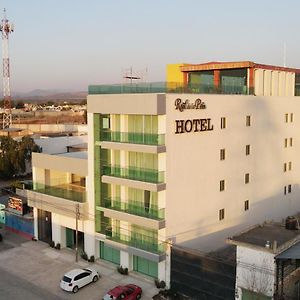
left=0, top=9, right=14, bottom=129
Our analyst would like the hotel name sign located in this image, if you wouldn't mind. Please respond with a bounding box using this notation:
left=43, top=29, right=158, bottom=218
left=174, top=98, right=214, bottom=134
left=175, top=98, right=206, bottom=112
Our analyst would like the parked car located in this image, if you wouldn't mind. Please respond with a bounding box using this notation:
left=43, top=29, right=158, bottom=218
left=60, top=268, right=100, bottom=293
left=102, top=284, right=142, bottom=300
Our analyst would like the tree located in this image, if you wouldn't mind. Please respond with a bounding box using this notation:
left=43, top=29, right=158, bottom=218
left=0, top=136, right=41, bottom=179
left=15, top=101, right=25, bottom=109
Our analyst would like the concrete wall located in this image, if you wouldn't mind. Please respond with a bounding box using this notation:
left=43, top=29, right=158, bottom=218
left=12, top=123, right=87, bottom=133
left=34, top=135, right=87, bottom=154
left=255, top=69, right=295, bottom=96
left=165, top=93, right=300, bottom=251
left=87, top=93, right=166, bottom=115
left=32, top=153, right=88, bottom=176
left=236, top=246, right=275, bottom=297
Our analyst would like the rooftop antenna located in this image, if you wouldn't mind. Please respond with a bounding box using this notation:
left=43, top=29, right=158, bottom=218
left=283, top=42, right=287, bottom=67
left=123, top=67, right=141, bottom=86
left=122, top=67, right=148, bottom=87
left=0, top=8, right=14, bottom=129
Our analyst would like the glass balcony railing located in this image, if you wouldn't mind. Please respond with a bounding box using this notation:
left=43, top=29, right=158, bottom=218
left=104, top=228, right=165, bottom=254
left=103, top=197, right=165, bottom=220
left=20, top=181, right=86, bottom=203
left=102, top=165, right=165, bottom=184
left=101, top=130, right=165, bottom=146
left=88, top=81, right=253, bottom=95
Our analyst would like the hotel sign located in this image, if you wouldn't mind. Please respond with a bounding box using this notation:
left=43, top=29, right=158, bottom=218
left=175, top=98, right=206, bottom=112
left=175, top=119, right=213, bottom=134
left=174, top=98, right=214, bottom=134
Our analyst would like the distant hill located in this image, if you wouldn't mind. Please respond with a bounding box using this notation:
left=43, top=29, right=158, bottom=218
left=0, top=89, right=88, bottom=103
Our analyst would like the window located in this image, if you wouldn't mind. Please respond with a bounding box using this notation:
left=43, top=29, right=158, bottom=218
left=220, top=180, right=225, bottom=191
left=219, top=209, right=225, bottom=221
left=246, top=115, right=251, bottom=127
left=245, top=173, right=250, bottom=184
left=284, top=163, right=287, bottom=172
left=285, top=113, right=289, bottom=123
left=220, top=149, right=225, bottom=160
left=102, top=115, right=110, bottom=129
left=284, top=138, right=288, bottom=148
left=290, top=138, right=293, bottom=147
left=289, top=162, right=292, bottom=171
left=144, top=190, right=150, bottom=213
left=291, top=113, right=294, bottom=123
left=244, top=200, right=249, bottom=211
left=284, top=185, right=292, bottom=195
left=221, top=117, right=226, bottom=129
left=246, top=145, right=250, bottom=156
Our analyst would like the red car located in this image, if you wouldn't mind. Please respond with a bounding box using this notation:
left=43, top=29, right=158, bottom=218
left=102, top=284, right=142, bottom=300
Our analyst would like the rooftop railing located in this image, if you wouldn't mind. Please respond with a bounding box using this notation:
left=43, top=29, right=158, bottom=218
left=89, top=82, right=252, bottom=95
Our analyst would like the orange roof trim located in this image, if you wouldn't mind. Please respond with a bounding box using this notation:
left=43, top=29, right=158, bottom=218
left=180, top=61, right=300, bottom=73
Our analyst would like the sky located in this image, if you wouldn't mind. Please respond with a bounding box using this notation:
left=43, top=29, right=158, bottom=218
left=1, top=0, right=300, bottom=92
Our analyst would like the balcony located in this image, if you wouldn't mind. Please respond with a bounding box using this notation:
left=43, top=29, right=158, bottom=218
left=102, top=165, right=164, bottom=184
left=104, top=229, right=165, bottom=255
left=103, top=197, right=165, bottom=220
left=88, top=81, right=252, bottom=95
left=16, top=181, right=87, bottom=219
left=17, top=181, right=86, bottom=203
left=101, top=130, right=165, bottom=146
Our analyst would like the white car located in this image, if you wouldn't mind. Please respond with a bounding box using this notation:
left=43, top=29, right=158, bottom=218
left=60, top=268, right=100, bottom=293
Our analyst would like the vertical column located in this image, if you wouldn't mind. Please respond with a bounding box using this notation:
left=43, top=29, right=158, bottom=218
left=213, top=70, right=220, bottom=92
left=183, top=71, right=188, bottom=84
left=248, top=67, right=254, bottom=94
left=158, top=241, right=171, bottom=288
left=33, top=207, right=39, bottom=240
left=51, top=213, right=66, bottom=246
left=120, top=251, right=133, bottom=271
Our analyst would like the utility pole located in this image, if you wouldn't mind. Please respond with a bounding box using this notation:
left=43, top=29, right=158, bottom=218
left=75, top=204, right=80, bottom=262
left=0, top=9, right=14, bottom=129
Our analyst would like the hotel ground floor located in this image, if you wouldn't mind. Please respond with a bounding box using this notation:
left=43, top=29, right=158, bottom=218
left=31, top=207, right=170, bottom=282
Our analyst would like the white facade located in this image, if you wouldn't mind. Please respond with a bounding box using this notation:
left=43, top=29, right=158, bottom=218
left=86, top=91, right=300, bottom=284
left=164, top=94, right=300, bottom=251
left=235, top=246, right=276, bottom=298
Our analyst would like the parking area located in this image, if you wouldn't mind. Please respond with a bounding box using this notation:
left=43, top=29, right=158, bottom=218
left=0, top=228, right=158, bottom=300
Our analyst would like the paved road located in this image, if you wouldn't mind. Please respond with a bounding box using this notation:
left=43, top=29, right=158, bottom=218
left=0, top=267, right=64, bottom=300
left=0, top=229, right=157, bottom=300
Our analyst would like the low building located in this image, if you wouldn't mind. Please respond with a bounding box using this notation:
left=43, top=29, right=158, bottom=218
left=227, top=218, right=300, bottom=299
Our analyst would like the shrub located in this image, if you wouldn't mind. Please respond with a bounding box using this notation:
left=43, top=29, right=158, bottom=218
left=55, top=243, right=61, bottom=250
left=88, top=255, right=95, bottom=263
left=117, top=266, right=128, bottom=275
left=81, top=251, right=88, bottom=260
left=155, top=279, right=166, bottom=289
left=49, top=240, right=55, bottom=248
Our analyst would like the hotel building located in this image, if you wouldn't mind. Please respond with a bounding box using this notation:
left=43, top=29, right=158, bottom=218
left=22, top=61, right=300, bottom=285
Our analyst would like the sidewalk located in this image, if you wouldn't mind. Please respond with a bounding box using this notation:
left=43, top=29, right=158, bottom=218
left=0, top=231, right=158, bottom=299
